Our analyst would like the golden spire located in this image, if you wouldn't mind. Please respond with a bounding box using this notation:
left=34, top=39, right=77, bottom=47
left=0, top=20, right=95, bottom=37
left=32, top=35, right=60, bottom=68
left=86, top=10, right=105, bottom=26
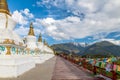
left=28, top=22, right=35, bottom=36
left=44, top=39, right=49, bottom=46
left=38, top=33, right=42, bottom=42
left=43, top=39, right=47, bottom=45
left=0, top=0, right=10, bottom=15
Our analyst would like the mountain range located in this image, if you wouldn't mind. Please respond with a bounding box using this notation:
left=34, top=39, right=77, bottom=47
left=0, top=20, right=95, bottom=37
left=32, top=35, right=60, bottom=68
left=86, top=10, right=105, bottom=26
left=51, top=41, right=120, bottom=57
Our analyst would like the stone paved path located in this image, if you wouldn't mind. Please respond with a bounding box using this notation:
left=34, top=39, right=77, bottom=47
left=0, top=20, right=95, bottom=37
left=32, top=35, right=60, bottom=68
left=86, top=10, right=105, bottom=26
left=52, top=57, right=98, bottom=80
left=0, top=56, right=104, bottom=80
left=0, top=57, right=56, bottom=80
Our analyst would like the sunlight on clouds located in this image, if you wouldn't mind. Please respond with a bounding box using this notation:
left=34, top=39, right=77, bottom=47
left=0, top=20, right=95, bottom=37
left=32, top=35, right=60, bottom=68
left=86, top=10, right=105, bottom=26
left=39, top=14, right=120, bottom=40
left=12, top=8, right=34, bottom=25
left=14, top=26, right=29, bottom=36
left=35, top=0, right=120, bottom=40
left=103, top=0, right=120, bottom=18
left=21, top=8, right=34, bottom=18
left=12, top=8, right=40, bottom=37
left=12, top=10, right=28, bottom=25
left=13, top=0, right=120, bottom=41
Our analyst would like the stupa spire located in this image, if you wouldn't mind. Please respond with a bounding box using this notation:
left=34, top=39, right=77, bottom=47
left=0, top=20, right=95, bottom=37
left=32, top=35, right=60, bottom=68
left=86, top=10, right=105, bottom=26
left=28, top=22, right=35, bottom=36
left=38, top=33, right=42, bottom=42
left=0, top=0, right=10, bottom=15
left=43, top=39, right=46, bottom=45
left=44, top=39, right=49, bottom=46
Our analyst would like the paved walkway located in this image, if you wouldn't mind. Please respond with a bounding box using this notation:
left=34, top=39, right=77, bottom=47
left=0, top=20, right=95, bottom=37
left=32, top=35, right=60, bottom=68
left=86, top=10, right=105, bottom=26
left=0, top=56, right=104, bottom=80
left=52, top=57, right=101, bottom=80
left=0, top=57, right=56, bottom=80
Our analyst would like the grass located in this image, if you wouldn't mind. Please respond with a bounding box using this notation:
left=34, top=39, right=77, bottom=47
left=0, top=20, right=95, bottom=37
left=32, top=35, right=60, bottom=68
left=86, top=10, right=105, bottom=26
left=115, top=59, right=120, bottom=65
left=117, top=71, right=120, bottom=79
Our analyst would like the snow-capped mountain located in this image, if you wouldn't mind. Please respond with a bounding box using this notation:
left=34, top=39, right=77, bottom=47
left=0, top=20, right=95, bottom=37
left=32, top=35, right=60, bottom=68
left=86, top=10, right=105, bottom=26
left=71, top=42, right=88, bottom=47
left=51, top=40, right=120, bottom=57
left=96, top=39, right=120, bottom=46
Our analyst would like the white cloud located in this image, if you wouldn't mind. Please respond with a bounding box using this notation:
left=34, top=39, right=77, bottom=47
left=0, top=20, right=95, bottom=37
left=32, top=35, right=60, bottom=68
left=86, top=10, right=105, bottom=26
left=36, top=0, right=120, bottom=40
left=14, top=26, right=29, bottom=36
left=96, top=38, right=120, bottom=45
left=36, top=0, right=107, bottom=15
left=21, top=8, right=34, bottom=18
left=12, top=9, right=41, bottom=37
left=13, top=0, right=120, bottom=41
left=64, top=0, right=107, bottom=15
left=103, top=0, right=120, bottom=18
left=33, top=18, right=41, bottom=27
left=12, top=10, right=28, bottom=25
left=12, top=8, right=34, bottom=25
left=39, top=14, right=120, bottom=40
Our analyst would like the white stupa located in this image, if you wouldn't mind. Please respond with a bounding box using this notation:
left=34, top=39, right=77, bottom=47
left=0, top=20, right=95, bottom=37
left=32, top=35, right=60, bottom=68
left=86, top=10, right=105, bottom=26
left=42, top=40, right=54, bottom=62
left=0, top=0, right=54, bottom=78
left=25, top=23, right=40, bottom=55
left=0, top=0, right=35, bottom=78
left=24, top=24, right=54, bottom=63
left=42, top=39, right=54, bottom=54
left=36, top=35, right=54, bottom=63
left=0, top=0, right=25, bottom=55
left=37, top=33, right=44, bottom=53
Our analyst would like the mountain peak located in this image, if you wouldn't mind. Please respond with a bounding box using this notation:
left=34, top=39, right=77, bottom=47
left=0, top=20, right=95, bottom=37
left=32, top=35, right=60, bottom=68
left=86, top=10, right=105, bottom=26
left=52, top=41, right=120, bottom=57
left=70, top=42, right=88, bottom=47
left=95, top=39, right=120, bottom=46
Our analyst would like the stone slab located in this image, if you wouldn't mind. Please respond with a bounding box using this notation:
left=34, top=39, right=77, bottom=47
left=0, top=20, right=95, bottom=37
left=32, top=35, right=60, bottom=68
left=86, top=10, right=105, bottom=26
left=0, top=55, right=35, bottom=78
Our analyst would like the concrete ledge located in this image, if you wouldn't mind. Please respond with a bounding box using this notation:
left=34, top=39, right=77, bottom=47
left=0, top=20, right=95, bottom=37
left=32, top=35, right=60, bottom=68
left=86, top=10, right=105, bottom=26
left=0, top=55, right=35, bottom=78
left=33, top=54, right=55, bottom=64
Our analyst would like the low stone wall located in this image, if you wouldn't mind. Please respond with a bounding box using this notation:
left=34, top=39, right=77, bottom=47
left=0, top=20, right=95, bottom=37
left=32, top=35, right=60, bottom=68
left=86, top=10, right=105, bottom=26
left=0, top=55, right=35, bottom=78
left=33, top=54, right=55, bottom=64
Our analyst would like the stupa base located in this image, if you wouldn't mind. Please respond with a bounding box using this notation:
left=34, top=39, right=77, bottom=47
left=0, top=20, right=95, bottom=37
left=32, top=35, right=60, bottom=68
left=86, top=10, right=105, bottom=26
left=0, top=55, right=35, bottom=78
left=33, top=54, right=55, bottom=64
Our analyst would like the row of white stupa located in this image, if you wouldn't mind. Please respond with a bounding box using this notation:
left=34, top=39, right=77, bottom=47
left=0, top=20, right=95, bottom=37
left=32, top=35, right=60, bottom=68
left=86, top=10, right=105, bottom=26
left=0, top=3, right=53, bottom=56
left=24, top=22, right=54, bottom=55
left=0, top=0, right=54, bottom=78
left=0, top=21, right=53, bottom=55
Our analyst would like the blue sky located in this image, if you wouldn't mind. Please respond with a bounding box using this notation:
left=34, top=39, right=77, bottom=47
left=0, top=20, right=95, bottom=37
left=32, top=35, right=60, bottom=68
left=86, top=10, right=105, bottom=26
left=7, top=0, right=120, bottom=45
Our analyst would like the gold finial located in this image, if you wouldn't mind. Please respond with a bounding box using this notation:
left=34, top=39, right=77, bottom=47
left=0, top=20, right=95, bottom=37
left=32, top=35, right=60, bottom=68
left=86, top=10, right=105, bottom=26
left=0, top=0, right=10, bottom=15
left=38, top=33, right=42, bottom=42
left=28, top=22, right=35, bottom=36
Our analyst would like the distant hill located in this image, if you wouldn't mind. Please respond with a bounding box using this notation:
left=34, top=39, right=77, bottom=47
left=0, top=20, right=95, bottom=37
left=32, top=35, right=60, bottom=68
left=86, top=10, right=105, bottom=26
left=51, top=42, right=86, bottom=54
left=51, top=41, right=120, bottom=57
left=82, top=41, right=120, bottom=57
